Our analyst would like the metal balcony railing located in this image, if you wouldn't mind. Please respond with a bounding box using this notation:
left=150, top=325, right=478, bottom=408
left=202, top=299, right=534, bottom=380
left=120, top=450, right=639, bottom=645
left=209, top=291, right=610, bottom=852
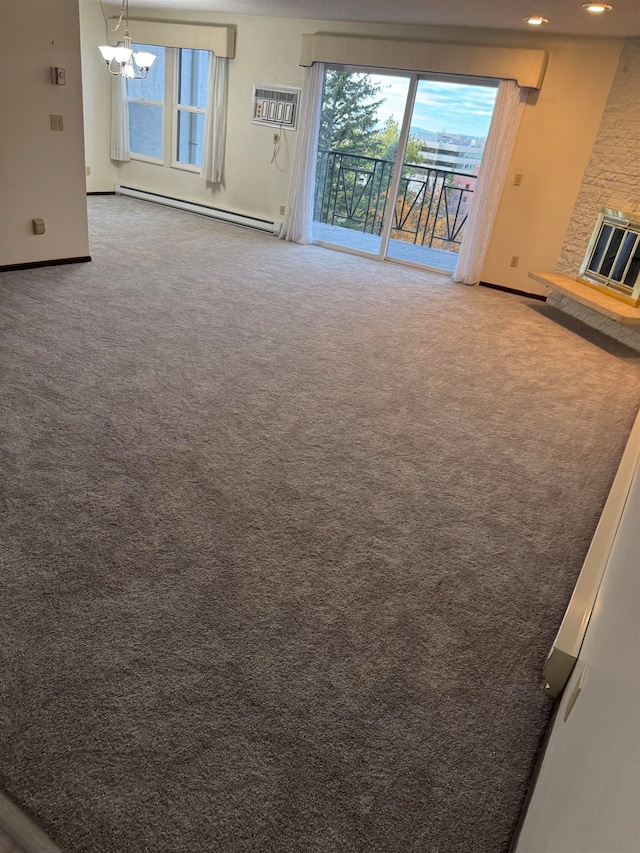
left=314, top=149, right=475, bottom=252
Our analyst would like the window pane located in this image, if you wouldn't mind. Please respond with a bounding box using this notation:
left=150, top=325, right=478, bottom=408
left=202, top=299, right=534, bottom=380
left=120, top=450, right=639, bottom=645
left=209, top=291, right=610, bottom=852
left=610, top=231, right=638, bottom=282
left=587, top=224, right=612, bottom=273
left=178, top=49, right=208, bottom=109
left=599, top=228, right=625, bottom=278
left=176, top=110, right=204, bottom=166
left=128, top=44, right=165, bottom=102
left=623, top=240, right=640, bottom=287
left=130, top=103, right=163, bottom=158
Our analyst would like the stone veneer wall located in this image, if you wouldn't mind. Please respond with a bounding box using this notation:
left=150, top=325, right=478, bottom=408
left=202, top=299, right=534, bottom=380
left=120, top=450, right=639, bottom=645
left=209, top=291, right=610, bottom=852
left=557, top=38, right=640, bottom=275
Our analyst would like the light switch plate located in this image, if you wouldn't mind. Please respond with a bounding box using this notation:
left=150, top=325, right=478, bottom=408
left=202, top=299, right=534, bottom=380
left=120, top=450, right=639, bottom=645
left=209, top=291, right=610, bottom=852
left=50, top=67, right=66, bottom=86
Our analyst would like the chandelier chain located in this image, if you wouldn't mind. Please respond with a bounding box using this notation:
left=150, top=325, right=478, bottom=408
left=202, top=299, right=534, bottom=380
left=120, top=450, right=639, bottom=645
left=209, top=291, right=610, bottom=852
left=99, top=0, right=127, bottom=33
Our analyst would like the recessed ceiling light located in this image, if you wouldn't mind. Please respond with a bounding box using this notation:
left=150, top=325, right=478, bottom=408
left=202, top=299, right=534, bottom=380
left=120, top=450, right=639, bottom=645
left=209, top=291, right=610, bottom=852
left=582, top=3, right=613, bottom=11
left=523, top=15, right=549, bottom=24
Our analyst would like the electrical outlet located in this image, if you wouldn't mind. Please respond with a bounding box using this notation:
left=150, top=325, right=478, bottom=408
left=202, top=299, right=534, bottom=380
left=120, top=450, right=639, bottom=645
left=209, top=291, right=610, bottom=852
left=279, top=205, right=286, bottom=216
left=513, top=172, right=523, bottom=186
left=85, top=166, right=91, bottom=176
left=32, top=218, right=46, bottom=235
left=273, top=132, right=280, bottom=144
left=510, top=255, right=520, bottom=268
left=50, top=114, right=63, bottom=132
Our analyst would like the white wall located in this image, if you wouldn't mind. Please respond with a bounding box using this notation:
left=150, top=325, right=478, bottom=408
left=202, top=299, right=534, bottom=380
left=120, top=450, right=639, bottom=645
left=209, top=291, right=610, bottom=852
left=79, top=3, right=624, bottom=294
left=515, top=443, right=640, bottom=853
left=0, top=0, right=89, bottom=266
left=79, top=0, right=118, bottom=192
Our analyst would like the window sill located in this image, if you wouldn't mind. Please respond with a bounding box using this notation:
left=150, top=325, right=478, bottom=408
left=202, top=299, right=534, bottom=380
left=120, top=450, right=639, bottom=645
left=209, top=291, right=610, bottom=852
left=130, top=154, right=164, bottom=165
left=170, top=162, right=201, bottom=174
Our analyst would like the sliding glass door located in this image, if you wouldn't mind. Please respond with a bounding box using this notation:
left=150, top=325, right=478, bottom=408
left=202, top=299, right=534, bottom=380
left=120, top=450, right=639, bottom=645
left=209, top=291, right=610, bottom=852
left=312, top=70, right=411, bottom=257
left=385, top=79, right=498, bottom=272
left=312, top=67, right=498, bottom=274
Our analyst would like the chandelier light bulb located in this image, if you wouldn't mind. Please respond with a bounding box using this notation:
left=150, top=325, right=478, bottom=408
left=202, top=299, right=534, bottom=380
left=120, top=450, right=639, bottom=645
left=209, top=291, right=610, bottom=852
left=133, top=51, right=157, bottom=71
left=113, top=43, right=133, bottom=64
left=523, top=15, right=549, bottom=24
left=582, top=3, right=613, bottom=11
left=98, top=44, right=117, bottom=62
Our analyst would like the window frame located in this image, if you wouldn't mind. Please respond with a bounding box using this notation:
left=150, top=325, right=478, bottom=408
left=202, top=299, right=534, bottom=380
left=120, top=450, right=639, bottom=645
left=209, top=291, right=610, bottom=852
left=126, top=45, right=210, bottom=171
left=171, top=48, right=208, bottom=174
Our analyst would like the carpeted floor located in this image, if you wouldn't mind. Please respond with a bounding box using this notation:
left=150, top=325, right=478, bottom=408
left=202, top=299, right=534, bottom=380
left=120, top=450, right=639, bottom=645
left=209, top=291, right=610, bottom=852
left=1, top=196, right=639, bottom=853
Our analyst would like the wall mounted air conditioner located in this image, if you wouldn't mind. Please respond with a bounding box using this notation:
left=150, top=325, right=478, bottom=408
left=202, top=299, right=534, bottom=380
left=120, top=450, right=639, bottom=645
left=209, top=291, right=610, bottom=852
left=251, top=85, right=300, bottom=130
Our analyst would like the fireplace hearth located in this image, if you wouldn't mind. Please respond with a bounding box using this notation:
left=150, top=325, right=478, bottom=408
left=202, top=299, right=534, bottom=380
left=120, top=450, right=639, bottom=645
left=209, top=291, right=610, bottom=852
left=529, top=206, right=640, bottom=352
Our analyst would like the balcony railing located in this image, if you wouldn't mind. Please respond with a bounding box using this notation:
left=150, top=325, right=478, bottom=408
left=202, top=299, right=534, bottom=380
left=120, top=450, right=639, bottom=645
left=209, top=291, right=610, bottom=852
left=314, top=149, right=475, bottom=252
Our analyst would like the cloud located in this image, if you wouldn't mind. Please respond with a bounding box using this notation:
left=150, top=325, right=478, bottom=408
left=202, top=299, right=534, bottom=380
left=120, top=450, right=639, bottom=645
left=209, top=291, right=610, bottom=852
left=358, top=74, right=498, bottom=138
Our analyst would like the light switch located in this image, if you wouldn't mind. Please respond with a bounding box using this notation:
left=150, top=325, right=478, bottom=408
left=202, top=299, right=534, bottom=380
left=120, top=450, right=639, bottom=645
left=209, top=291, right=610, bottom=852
left=50, top=67, right=66, bottom=86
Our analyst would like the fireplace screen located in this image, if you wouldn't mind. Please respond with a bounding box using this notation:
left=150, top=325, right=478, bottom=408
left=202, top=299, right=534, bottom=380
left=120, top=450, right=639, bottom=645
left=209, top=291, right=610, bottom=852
left=579, top=208, right=640, bottom=306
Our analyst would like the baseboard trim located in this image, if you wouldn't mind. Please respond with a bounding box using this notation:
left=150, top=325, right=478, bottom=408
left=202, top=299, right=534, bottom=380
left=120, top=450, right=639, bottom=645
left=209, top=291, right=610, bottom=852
left=87, top=191, right=116, bottom=196
left=115, top=184, right=282, bottom=236
left=479, top=280, right=547, bottom=302
left=0, top=256, right=91, bottom=273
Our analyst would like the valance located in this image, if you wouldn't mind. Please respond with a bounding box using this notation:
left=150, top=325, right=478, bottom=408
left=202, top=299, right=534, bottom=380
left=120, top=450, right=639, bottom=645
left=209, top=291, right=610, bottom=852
left=300, top=34, right=547, bottom=89
left=118, top=19, right=235, bottom=58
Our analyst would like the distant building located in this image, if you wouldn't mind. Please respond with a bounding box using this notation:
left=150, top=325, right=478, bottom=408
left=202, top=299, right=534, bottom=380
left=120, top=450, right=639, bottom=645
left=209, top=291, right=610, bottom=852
left=411, top=127, right=486, bottom=175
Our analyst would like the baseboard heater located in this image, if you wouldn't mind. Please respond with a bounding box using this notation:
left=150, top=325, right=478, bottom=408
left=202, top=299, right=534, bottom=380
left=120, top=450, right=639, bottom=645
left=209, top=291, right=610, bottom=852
left=115, top=185, right=282, bottom=236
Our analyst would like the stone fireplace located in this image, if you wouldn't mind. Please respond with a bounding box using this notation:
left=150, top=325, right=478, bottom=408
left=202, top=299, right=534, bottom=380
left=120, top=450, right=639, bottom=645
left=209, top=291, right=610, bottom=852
left=529, top=39, right=640, bottom=352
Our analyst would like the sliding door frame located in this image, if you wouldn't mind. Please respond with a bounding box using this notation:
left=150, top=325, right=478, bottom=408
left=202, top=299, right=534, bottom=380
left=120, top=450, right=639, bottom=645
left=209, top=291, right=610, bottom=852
left=312, top=63, right=499, bottom=275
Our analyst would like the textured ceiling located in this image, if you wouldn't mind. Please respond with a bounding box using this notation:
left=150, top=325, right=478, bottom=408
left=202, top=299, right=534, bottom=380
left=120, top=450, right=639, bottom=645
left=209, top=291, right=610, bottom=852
left=124, top=0, right=640, bottom=37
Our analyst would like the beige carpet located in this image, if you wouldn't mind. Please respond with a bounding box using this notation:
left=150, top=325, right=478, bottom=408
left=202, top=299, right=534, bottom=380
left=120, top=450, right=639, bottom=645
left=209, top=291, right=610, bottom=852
left=1, top=196, right=639, bottom=852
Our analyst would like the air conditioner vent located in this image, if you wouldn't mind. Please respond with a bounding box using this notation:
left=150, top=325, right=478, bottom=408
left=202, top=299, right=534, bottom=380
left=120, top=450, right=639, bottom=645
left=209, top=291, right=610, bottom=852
left=252, top=85, right=300, bottom=130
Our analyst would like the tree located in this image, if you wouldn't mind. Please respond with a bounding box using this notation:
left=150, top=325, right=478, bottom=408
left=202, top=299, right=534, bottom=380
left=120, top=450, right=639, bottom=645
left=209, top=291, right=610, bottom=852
left=373, top=116, right=425, bottom=167
left=315, top=71, right=426, bottom=236
left=318, top=71, right=385, bottom=155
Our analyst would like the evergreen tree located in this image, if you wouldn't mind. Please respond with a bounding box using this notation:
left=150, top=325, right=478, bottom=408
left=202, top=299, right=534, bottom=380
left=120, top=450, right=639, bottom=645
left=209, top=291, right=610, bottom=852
left=318, top=71, right=385, bottom=155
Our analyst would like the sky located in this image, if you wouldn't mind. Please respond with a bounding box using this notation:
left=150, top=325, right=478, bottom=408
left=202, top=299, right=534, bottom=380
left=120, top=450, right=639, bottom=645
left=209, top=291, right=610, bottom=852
left=366, top=74, right=498, bottom=139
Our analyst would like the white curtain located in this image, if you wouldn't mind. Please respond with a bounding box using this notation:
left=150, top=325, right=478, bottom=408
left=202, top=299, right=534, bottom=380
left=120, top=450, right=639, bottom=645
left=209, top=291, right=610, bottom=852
left=201, top=53, right=229, bottom=185
left=110, top=74, right=130, bottom=161
left=280, top=62, right=325, bottom=244
left=453, top=79, right=527, bottom=285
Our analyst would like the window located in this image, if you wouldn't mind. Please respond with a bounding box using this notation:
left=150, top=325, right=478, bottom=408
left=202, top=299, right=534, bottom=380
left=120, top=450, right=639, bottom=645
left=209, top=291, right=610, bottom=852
left=127, top=45, right=208, bottom=170
left=175, top=49, right=208, bottom=168
left=127, top=44, right=166, bottom=161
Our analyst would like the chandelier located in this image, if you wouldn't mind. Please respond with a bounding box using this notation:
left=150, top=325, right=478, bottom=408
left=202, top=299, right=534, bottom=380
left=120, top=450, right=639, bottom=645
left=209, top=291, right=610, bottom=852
left=98, top=0, right=157, bottom=79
